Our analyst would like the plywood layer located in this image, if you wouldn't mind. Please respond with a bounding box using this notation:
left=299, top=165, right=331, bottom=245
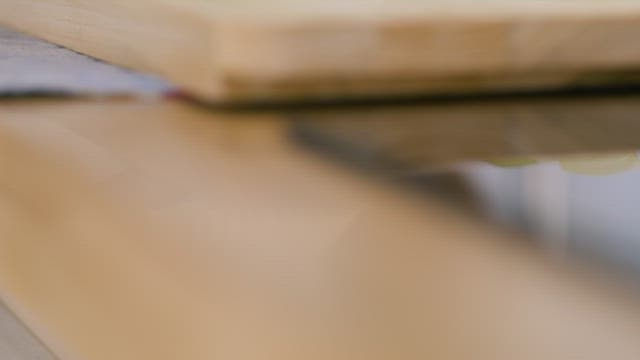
left=3, top=0, right=640, bottom=102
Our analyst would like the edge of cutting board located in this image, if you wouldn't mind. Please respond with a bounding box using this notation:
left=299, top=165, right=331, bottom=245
left=4, top=1, right=640, bottom=102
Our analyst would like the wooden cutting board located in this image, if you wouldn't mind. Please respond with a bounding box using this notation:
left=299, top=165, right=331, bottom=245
left=3, top=98, right=640, bottom=360
left=2, top=1, right=640, bottom=102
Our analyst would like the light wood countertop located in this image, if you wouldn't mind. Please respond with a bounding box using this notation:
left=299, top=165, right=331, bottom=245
left=0, top=98, right=640, bottom=360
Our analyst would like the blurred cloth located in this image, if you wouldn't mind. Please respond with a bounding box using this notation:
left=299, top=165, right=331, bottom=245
left=0, top=26, right=171, bottom=96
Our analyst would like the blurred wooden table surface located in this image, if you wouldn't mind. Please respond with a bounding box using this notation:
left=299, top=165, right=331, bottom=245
left=1, top=98, right=640, bottom=360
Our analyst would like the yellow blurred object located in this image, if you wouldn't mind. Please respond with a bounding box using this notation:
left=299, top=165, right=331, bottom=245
left=488, top=157, right=539, bottom=168
left=559, top=152, right=640, bottom=175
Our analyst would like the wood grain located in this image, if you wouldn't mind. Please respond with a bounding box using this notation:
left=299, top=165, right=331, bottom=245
left=2, top=98, right=640, bottom=359
left=3, top=1, right=640, bottom=102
